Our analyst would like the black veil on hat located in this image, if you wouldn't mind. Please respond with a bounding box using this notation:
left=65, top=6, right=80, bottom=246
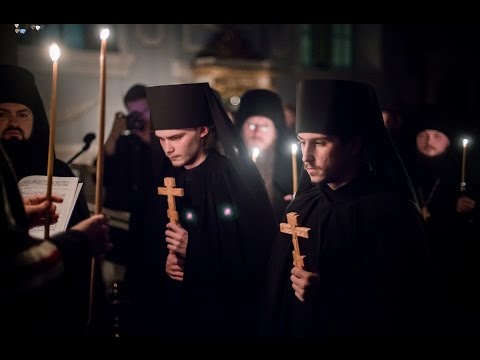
left=146, top=82, right=273, bottom=208
left=296, top=79, right=418, bottom=204
left=0, top=64, right=51, bottom=178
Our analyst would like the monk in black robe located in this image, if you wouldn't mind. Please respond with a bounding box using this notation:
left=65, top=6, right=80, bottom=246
left=235, top=89, right=300, bottom=222
left=0, top=64, right=90, bottom=227
left=130, top=83, right=277, bottom=336
left=0, top=142, right=110, bottom=336
left=261, top=79, right=435, bottom=336
left=0, top=64, right=107, bottom=335
left=408, top=106, right=480, bottom=334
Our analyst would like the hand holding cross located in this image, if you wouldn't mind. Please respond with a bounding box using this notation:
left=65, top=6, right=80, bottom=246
left=280, top=212, right=310, bottom=269
left=158, top=177, right=184, bottom=224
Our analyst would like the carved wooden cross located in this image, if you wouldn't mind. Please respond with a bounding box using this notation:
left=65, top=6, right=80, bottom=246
left=158, top=177, right=184, bottom=224
left=280, top=212, right=310, bottom=269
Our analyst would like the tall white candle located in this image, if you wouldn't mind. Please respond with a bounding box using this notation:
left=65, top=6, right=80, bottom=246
left=252, top=147, right=260, bottom=163
left=95, top=28, right=109, bottom=215
left=45, top=43, right=61, bottom=239
left=461, top=138, right=469, bottom=191
left=292, top=143, right=298, bottom=194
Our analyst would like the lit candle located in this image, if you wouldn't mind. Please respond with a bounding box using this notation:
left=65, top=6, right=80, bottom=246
left=90, top=28, right=109, bottom=327
left=461, top=138, right=469, bottom=192
left=291, top=143, right=298, bottom=194
left=95, top=28, right=109, bottom=215
left=45, top=43, right=61, bottom=239
left=252, top=147, right=260, bottom=163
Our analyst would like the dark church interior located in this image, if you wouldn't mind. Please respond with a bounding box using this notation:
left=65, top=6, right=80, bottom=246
left=1, top=24, right=479, bottom=337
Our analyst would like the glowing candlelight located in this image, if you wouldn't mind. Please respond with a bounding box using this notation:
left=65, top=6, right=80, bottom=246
left=45, top=43, right=61, bottom=239
left=461, top=138, right=469, bottom=192
left=252, top=147, right=260, bottom=163
left=292, top=143, right=298, bottom=194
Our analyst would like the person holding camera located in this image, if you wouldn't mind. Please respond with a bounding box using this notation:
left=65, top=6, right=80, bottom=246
left=104, top=84, right=151, bottom=156
left=100, top=84, right=158, bottom=273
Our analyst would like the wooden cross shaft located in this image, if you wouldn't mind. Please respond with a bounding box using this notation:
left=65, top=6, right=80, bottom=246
left=280, top=212, right=310, bottom=269
left=158, top=177, right=184, bottom=224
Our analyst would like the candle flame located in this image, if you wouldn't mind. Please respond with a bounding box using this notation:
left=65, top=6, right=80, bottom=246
left=291, top=143, right=298, bottom=155
left=100, top=28, right=110, bottom=40
left=463, top=138, right=469, bottom=147
left=252, top=147, right=260, bottom=162
left=49, top=43, right=60, bottom=62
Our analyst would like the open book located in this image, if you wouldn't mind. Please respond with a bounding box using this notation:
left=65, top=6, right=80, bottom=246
left=18, top=175, right=83, bottom=239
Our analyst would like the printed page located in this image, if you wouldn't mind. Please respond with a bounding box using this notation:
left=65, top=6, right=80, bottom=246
left=64, top=183, right=83, bottom=227
left=18, top=175, right=79, bottom=239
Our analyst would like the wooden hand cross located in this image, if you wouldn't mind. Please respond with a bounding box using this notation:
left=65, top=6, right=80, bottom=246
left=280, top=212, right=310, bottom=269
left=158, top=177, right=184, bottom=224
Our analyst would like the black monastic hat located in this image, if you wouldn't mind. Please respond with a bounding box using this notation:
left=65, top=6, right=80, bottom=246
left=147, top=83, right=214, bottom=130
left=296, top=79, right=378, bottom=138
left=415, top=104, right=458, bottom=140
left=0, top=64, right=40, bottom=112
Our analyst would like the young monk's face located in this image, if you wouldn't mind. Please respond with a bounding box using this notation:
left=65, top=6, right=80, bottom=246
left=298, top=132, right=358, bottom=188
left=155, top=126, right=209, bottom=170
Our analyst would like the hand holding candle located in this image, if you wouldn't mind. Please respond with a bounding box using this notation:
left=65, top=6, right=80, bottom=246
left=45, top=43, right=61, bottom=239
left=291, top=143, right=298, bottom=194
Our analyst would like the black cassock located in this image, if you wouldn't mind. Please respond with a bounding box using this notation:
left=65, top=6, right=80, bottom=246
left=132, top=150, right=276, bottom=336
left=261, top=171, right=435, bottom=336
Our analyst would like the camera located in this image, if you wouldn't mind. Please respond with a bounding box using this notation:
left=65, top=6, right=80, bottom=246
left=125, top=111, right=145, bottom=131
